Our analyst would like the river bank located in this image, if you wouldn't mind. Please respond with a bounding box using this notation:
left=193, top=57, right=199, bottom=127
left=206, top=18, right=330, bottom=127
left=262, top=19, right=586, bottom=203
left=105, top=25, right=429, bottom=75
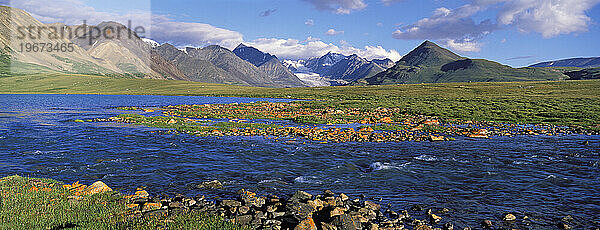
left=2, top=176, right=587, bottom=230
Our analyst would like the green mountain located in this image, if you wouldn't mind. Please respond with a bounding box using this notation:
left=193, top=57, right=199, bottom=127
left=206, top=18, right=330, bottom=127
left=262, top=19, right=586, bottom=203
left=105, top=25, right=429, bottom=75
left=356, top=41, right=567, bottom=85
left=565, top=67, right=600, bottom=80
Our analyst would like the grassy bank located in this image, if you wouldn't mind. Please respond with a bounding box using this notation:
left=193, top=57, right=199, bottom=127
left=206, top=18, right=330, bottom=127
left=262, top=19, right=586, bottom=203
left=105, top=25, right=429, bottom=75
left=1, top=74, right=599, bottom=129
left=0, top=175, right=244, bottom=229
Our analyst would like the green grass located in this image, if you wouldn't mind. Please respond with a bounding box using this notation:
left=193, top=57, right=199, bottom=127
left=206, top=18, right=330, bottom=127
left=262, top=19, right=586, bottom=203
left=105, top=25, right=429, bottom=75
left=0, top=175, right=245, bottom=230
left=0, top=74, right=599, bottom=129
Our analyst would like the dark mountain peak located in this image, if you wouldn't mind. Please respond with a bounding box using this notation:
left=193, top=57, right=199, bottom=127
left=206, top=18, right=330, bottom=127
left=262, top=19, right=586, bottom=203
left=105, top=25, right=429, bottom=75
left=232, top=44, right=277, bottom=67
left=399, top=40, right=462, bottom=67
left=235, top=43, right=249, bottom=49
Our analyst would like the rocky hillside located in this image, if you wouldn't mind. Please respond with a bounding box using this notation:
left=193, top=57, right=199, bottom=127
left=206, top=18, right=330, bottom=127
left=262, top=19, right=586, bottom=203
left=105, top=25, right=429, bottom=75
left=233, top=44, right=306, bottom=87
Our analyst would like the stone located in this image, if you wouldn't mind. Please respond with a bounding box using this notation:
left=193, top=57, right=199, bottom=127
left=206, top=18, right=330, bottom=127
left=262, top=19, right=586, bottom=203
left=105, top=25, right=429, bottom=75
left=83, top=181, right=112, bottom=195
left=142, top=202, right=162, bottom=212
left=234, top=215, right=253, bottom=226
left=322, top=222, right=339, bottom=230
left=333, top=214, right=361, bottom=230
left=221, top=199, right=242, bottom=207
left=481, top=220, right=493, bottom=229
left=287, top=202, right=316, bottom=221
left=340, top=193, right=349, bottom=202
left=364, top=200, right=381, bottom=211
left=239, top=205, right=250, bottom=214
left=169, top=201, right=184, bottom=209
left=368, top=223, right=379, bottom=230
left=429, top=136, right=445, bottom=141
left=330, top=207, right=346, bottom=217
left=197, top=180, right=223, bottom=189
left=415, top=225, right=433, bottom=230
left=429, top=213, right=442, bottom=224
left=295, top=217, right=317, bottom=230
left=504, top=213, right=516, bottom=221
left=290, top=190, right=313, bottom=203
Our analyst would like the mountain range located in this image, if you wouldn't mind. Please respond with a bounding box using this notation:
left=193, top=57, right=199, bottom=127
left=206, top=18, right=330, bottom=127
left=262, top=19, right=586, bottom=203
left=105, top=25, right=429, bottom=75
left=356, top=41, right=567, bottom=85
left=282, top=53, right=394, bottom=86
left=530, top=57, right=600, bottom=68
left=1, top=6, right=596, bottom=88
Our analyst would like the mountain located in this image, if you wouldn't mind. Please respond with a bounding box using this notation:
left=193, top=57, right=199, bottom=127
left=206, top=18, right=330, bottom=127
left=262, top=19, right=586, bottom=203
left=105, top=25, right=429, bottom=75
left=0, top=6, right=120, bottom=76
left=564, top=67, right=600, bottom=80
left=530, top=57, right=600, bottom=68
left=283, top=52, right=392, bottom=86
left=233, top=44, right=306, bottom=87
left=155, top=44, right=250, bottom=85
left=372, top=58, right=395, bottom=69
left=320, top=54, right=384, bottom=83
left=69, top=21, right=183, bottom=80
left=356, top=41, right=567, bottom=85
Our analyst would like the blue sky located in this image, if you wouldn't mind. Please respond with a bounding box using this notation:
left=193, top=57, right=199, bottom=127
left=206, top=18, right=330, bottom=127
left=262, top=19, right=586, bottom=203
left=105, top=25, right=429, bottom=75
left=7, top=0, right=600, bottom=67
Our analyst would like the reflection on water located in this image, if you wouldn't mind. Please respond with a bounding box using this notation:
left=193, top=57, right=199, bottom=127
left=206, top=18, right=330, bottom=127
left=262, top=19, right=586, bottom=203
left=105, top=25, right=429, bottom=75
left=0, top=94, right=599, bottom=229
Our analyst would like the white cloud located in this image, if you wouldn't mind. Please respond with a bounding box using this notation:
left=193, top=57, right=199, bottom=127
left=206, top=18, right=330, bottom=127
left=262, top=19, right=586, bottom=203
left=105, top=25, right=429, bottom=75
left=392, top=0, right=600, bottom=52
left=325, top=28, right=345, bottom=36
left=496, top=0, right=600, bottom=38
left=301, top=0, right=367, bottom=14
left=305, top=19, right=315, bottom=26
left=392, top=4, right=497, bottom=41
left=444, top=39, right=482, bottom=52
left=9, top=0, right=401, bottom=61
left=151, top=16, right=244, bottom=49
left=247, top=37, right=401, bottom=61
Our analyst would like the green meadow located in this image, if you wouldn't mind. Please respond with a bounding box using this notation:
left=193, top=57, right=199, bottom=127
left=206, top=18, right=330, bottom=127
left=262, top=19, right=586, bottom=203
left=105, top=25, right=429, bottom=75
left=1, top=73, right=599, bottom=129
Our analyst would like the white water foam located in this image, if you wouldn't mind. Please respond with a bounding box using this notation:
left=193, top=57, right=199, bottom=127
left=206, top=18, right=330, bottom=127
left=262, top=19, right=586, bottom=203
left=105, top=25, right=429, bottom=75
left=294, top=176, right=323, bottom=184
left=414, top=154, right=438, bottom=162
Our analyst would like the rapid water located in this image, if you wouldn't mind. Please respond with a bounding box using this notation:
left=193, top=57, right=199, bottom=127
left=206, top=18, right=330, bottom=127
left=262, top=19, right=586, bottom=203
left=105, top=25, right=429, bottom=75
left=0, top=94, right=598, bottom=229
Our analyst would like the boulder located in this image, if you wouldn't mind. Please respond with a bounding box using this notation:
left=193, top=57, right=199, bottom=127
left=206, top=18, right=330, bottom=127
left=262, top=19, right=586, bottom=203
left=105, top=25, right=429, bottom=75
left=332, top=214, right=361, bottom=230
left=83, top=181, right=112, bottom=195
left=290, top=191, right=313, bottom=203
left=295, top=217, right=317, bottom=230
left=197, top=180, right=223, bottom=189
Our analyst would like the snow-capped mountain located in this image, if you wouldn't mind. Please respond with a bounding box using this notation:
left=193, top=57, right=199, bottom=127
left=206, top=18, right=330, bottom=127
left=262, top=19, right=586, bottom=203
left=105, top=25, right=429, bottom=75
left=283, top=53, right=394, bottom=86
left=141, top=38, right=160, bottom=48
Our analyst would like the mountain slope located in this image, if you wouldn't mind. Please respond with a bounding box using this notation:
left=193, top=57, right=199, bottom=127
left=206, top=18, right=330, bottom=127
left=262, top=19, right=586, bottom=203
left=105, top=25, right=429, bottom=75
left=155, top=44, right=241, bottom=85
left=186, top=45, right=280, bottom=87
left=530, top=57, right=600, bottom=68
left=565, top=67, right=600, bottom=80
left=284, top=52, right=390, bottom=86
left=0, top=6, right=120, bottom=76
left=233, top=44, right=306, bottom=87
left=321, top=54, right=384, bottom=82
left=357, top=41, right=566, bottom=85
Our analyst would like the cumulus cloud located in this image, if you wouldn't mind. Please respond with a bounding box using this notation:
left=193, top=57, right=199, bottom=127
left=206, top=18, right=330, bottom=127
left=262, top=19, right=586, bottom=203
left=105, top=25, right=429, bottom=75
left=301, top=0, right=367, bottom=14
left=151, top=15, right=244, bottom=49
left=444, top=39, right=482, bottom=52
left=8, top=0, right=401, bottom=61
left=247, top=37, right=401, bottom=61
left=496, top=0, right=600, bottom=38
left=393, top=0, right=600, bottom=51
left=392, top=4, right=497, bottom=41
left=325, top=28, right=345, bottom=35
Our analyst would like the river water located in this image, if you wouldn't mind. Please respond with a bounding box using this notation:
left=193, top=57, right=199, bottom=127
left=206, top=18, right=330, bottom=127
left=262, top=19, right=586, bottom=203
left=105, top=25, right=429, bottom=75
left=0, top=94, right=598, bottom=229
